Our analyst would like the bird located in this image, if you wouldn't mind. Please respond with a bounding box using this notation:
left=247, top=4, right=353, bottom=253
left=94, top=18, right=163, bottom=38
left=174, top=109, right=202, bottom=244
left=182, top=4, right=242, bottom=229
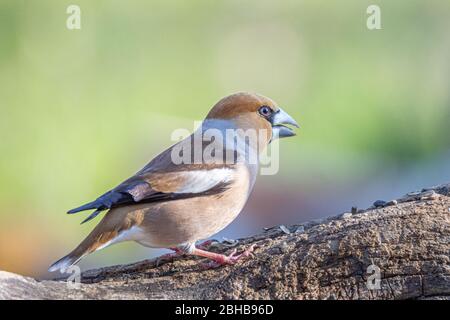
left=49, top=92, right=299, bottom=273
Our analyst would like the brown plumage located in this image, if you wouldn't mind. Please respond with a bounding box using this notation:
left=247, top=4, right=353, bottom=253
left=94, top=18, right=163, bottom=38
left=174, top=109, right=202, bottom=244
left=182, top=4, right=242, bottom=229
left=49, top=92, right=299, bottom=272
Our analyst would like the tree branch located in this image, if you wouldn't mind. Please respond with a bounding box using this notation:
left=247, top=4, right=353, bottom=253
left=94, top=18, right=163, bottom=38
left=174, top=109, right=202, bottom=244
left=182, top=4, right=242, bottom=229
left=1, top=184, right=449, bottom=299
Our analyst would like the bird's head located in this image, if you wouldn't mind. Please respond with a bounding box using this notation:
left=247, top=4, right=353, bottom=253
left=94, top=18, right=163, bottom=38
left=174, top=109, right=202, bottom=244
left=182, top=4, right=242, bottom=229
left=205, top=92, right=299, bottom=150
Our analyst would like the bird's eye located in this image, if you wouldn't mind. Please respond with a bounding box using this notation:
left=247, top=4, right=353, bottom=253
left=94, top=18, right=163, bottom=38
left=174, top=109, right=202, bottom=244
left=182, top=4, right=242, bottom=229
left=258, top=106, right=272, bottom=117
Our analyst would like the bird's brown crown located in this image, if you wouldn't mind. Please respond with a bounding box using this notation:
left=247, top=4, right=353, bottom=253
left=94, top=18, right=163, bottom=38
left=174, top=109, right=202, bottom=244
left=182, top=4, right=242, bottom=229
left=206, top=92, right=279, bottom=120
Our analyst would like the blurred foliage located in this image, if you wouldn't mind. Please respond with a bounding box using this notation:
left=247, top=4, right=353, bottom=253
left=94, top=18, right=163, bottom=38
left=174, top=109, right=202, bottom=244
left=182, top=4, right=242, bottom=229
left=0, top=0, right=449, bottom=276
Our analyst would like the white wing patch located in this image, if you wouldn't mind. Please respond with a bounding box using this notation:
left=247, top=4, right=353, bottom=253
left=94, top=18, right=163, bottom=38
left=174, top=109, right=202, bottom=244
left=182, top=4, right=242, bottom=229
left=174, top=168, right=233, bottom=193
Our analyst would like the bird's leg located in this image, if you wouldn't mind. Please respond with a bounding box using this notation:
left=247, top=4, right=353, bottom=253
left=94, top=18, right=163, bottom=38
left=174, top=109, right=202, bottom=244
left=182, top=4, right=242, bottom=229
left=155, top=247, right=183, bottom=266
left=192, top=244, right=256, bottom=269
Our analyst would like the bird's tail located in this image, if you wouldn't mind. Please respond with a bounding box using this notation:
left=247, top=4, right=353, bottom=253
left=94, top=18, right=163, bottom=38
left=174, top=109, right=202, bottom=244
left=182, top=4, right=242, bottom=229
left=48, top=213, right=121, bottom=273
left=48, top=251, right=85, bottom=273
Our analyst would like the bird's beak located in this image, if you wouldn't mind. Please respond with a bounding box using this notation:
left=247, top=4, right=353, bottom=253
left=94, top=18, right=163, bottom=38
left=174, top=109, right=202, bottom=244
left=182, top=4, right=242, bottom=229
left=271, top=107, right=300, bottom=139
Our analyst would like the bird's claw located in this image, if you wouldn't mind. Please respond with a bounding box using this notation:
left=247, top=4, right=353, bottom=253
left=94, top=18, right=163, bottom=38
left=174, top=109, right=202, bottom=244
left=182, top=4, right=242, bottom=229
left=201, top=244, right=256, bottom=269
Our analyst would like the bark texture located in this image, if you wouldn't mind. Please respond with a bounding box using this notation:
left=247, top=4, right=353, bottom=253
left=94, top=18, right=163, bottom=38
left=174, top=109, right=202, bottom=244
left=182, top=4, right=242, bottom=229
left=1, top=184, right=449, bottom=300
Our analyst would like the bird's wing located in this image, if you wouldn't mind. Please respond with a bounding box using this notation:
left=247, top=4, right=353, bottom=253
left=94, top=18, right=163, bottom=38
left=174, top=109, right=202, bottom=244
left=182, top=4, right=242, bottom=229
left=67, top=141, right=236, bottom=223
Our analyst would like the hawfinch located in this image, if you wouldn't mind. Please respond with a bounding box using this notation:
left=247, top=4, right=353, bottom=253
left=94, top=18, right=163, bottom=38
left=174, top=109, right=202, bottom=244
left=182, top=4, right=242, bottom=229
left=49, top=92, right=298, bottom=272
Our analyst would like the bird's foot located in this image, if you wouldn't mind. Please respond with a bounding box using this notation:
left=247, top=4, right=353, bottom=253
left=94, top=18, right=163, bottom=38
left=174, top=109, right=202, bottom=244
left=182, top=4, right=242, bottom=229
left=197, top=244, right=256, bottom=269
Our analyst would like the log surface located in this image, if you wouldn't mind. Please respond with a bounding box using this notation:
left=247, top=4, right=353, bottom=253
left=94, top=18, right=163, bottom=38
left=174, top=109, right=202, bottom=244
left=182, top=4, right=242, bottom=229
left=1, top=184, right=449, bottom=300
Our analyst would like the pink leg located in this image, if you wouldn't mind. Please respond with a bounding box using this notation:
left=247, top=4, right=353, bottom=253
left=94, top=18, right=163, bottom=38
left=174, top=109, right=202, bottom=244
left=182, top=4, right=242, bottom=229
left=192, top=244, right=256, bottom=268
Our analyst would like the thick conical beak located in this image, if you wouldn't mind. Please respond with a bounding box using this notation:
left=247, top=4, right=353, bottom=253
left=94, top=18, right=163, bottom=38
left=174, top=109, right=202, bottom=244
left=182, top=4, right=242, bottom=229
left=271, top=108, right=299, bottom=139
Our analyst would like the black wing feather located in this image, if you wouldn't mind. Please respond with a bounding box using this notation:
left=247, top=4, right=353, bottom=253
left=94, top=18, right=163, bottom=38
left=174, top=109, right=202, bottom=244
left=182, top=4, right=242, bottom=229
left=67, top=180, right=232, bottom=222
